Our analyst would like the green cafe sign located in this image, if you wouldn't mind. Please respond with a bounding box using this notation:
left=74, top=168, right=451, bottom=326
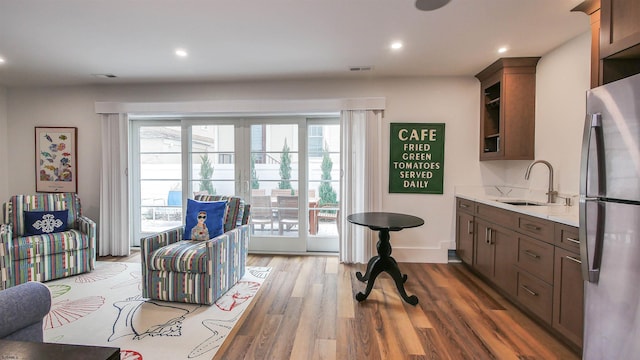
left=389, top=123, right=445, bottom=194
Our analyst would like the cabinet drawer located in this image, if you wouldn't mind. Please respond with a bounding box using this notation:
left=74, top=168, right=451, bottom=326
left=456, top=198, right=476, bottom=214
left=517, top=236, right=555, bottom=284
left=517, top=215, right=554, bottom=243
left=476, top=203, right=517, bottom=228
left=555, top=223, right=580, bottom=253
left=517, top=271, right=553, bottom=324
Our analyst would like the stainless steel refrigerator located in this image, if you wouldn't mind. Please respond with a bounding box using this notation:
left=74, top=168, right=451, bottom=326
left=580, top=72, right=640, bottom=359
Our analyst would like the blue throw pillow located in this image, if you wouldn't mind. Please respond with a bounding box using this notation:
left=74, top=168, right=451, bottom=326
left=24, top=209, right=69, bottom=236
left=183, top=199, right=227, bottom=240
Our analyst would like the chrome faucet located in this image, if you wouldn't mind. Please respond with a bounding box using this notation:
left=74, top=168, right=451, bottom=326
left=525, top=160, right=558, bottom=203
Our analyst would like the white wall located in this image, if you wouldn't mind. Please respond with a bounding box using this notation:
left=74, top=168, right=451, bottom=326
left=488, top=32, right=591, bottom=196
left=4, top=31, right=591, bottom=262
left=0, top=86, right=7, bottom=201
left=7, top=87, right=102, bottom=219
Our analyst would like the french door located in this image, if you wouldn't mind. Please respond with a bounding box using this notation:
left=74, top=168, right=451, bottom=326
left=131, top=116, right=340, bottom=253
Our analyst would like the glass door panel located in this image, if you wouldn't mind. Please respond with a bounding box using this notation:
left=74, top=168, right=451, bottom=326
left=134, top=124, right=182, bottom=246
left=247, top=121, right=306, bottom=252
left=190, top=124, right=236, bottom=197
left=131, top=117, right=339, bottom=254
left=307, top=120, right=340, bottom=252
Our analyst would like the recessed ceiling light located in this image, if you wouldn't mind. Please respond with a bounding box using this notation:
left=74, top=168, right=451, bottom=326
left=175, top=49, right=188, bottom=57
left=0, top=57, right=5, bottom=64
left=415, top=0, right=451, bottom=11
left=498, top=47, right=508, bottom=54
left=391, top=42, right=403, bottom=50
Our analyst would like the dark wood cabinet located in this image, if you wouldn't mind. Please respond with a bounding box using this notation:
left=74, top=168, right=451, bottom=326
left=552, top=224, right=584, bottom=350
left=574, top=0, right=640, bottom=85
left=475, top=57, right=539, bottom=161
left=455, top=198, right=475, bottom=265
left=555, top=223, right=581, bottom=253
left=572, top=0, right=601, bottom=88
left=600, top=0, right=640, bottom=58
left=474, top=216, right=518, bottom=297
left=455, top=197, right=583, bottom=351
left=600, top=0, right=640, bottom=83
left=516, top=270, right=554, bottom=324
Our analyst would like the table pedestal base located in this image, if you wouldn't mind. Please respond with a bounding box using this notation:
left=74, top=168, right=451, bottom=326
left=355, top=229, right=418, bottom=305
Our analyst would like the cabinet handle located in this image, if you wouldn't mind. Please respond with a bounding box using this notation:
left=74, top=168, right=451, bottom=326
left=524, top=223, right=541, bottom=231
left=485, top=227, right=494, bottom=245
left=460, top=203, right=469, bottom=209
left=524, top=250, right=540, bottom=259
left=566, top=237, right=580, bottom=245
left=488, top=228, right=493, bottom=245
left=521, top=285, right=538, bottom=296
left=467, top=220, right=473, bottom=234
left=566, top=255, right=582, bottom=264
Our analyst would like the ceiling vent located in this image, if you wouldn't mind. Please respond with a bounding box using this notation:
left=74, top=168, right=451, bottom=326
left=349, top=66, right=373, bottom=72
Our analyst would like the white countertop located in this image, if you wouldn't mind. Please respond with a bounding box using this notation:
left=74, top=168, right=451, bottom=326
left=455, top=186, right=579, bottom=227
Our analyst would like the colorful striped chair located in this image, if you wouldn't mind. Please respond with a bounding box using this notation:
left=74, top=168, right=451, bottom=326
left=140, top=195, right=251, bottom=305
left=0, top=193, right=96, bottom=290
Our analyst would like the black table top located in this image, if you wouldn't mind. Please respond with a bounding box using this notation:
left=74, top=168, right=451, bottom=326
left=0, top=339, right=120, bottom=360
left=347, top=212, right=424, bottom=231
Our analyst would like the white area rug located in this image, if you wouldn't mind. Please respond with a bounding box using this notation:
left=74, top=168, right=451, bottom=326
left=43, top=262, right=270, bottom=360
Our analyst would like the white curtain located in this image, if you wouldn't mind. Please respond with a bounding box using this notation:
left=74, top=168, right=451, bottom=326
left=339, top=110, right=383, bottom=264
left=99, top=113, right=130, bottom=256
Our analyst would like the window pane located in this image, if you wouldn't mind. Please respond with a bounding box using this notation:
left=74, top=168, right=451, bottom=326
left=308, top=121, right=340, bottom=240
left=308, top=125, right=323, bottom=157
left=140, top=180, right=182, bottom=206
left=139, top=126, right=181, bottom=153
left=191, top=125, right=234, bottom=152
left=190, top=125, right=235, bottom=197
left=140, top=153, right=181, bottom=179
left=190, top=180, right=236, bottom=197
left=251, top=124, right=299, bottom=199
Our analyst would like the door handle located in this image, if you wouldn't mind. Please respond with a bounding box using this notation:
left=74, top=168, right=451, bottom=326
left=467, top=220, right=473, bottom=234
left=580, top=113, right=607, bottom=197
left=580, top=197, right=604, bottom=283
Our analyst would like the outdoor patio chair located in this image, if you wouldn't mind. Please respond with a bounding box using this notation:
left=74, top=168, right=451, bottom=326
left=277, top=195, right=299, bottom=235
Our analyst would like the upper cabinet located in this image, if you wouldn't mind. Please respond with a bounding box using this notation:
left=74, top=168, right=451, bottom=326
left=475, top=57, right=540, bottom=161
left=572, top=0, right=601, bottom=88
left=600, top=0, right=640, bottom=83
left=574, top=0, right=640, bottom=86
left=600, top=0, right=640, bottom=58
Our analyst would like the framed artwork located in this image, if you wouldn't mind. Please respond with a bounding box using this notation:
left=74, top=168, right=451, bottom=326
left=389, top=122, right=445, bottom=194
left=35, top=126, right=78, bottom=193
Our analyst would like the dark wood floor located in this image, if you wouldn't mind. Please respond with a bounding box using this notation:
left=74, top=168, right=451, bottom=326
left=102, top=252, right=579, bottom=360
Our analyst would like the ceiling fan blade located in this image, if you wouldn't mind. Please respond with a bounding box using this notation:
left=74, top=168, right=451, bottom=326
left=415, top=0, right=451, bottom=11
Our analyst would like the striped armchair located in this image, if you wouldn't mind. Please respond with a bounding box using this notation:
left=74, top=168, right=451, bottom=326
left=140, top=195, right=251, bottom=305
left=0, top=193, right=96, bottom=290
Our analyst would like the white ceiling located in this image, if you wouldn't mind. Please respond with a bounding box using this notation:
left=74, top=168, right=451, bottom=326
left=0, top=0, right=590, bottom=88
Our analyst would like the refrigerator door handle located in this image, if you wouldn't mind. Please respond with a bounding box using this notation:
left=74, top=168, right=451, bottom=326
left=580, top=197, right=605, bottom=283
left=580, top=113, right=607, bottom=197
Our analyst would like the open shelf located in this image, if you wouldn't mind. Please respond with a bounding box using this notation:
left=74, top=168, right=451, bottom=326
left=475, top=57, right=539, bottom=160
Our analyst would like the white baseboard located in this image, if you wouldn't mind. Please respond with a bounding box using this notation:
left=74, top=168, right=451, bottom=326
left=392, top=242, right=450, bottom=263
